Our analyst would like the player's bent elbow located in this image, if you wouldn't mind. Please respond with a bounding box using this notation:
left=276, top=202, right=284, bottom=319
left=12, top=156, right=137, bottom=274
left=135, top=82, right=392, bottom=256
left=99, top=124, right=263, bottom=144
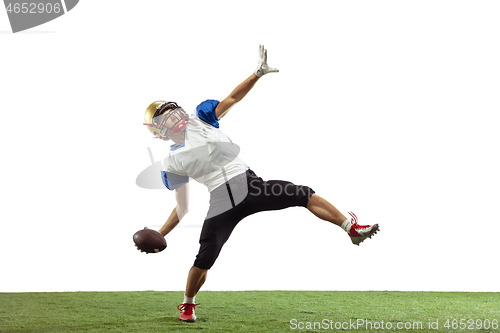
left=176, top=205, right=189, bottom=221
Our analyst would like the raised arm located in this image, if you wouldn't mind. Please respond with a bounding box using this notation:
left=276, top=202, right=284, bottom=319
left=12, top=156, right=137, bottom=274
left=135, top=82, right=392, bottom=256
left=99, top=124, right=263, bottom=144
left=158, top=183, right=189, bottom=236
left=215, top=74, right=259, bottom=119
left=215, top=45, right=278, bottom=119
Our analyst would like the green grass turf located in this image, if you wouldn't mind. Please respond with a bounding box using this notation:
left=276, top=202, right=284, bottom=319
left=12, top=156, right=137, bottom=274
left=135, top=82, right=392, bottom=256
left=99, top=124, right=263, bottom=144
left=1, top=291, right=499, bottom=332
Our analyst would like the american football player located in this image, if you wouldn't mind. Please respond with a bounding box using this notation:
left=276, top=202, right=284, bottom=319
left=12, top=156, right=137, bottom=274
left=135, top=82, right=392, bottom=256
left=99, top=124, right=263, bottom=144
left=143, top=45, right=380, bottom=322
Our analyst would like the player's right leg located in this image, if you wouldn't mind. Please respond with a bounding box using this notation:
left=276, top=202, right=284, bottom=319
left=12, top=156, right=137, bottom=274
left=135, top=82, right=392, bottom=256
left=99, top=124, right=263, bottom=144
left=178, top=266, right=207, bottom=322
left=177, top=302, right=198, bottom=322
left=178, top=206, right=243, bottom=322
left=185, top=266, right=208, bottom=298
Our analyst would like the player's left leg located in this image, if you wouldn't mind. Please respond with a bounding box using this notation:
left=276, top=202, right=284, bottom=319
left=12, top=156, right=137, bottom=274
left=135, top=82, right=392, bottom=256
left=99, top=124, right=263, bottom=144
left=247, top=171, right=380, bottom=245
left=306, top=193, right=346, bottom=226
left=306, top=193, right=379, bottom=245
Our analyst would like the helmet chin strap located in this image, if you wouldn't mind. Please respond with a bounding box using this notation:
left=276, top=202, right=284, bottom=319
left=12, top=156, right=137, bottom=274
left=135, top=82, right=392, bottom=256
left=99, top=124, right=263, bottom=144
left=144, top=107, right=189, bottom=140
left=157, top=107, right=189, bottom=137
left=171, top=119, right=187, bottom=133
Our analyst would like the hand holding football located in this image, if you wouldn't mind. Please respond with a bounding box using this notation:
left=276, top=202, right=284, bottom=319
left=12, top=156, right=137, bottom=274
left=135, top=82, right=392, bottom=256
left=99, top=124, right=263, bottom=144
left=133, top=228, right=167, bottom=253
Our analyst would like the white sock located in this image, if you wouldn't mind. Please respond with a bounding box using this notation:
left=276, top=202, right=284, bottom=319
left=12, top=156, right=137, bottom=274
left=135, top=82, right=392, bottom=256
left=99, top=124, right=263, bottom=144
left=341, top=219, right=352, bottom=233
left=183, top=295, right=195, bottom=304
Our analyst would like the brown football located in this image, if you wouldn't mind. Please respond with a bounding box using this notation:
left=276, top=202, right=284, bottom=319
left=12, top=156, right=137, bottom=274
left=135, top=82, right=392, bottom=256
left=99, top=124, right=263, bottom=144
left=133, top=228, right=167, bottom=253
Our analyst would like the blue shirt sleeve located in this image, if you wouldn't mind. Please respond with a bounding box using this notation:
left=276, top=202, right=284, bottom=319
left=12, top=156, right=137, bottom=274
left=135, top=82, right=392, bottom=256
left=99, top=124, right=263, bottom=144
left=161, top=171, right=189, bottom=190
left=196, top=100, right=220, bottom=128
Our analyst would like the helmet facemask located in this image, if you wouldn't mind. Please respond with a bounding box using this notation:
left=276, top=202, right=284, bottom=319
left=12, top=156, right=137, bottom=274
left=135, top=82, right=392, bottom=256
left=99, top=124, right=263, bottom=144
left=146, top=102, right=189, bottom=140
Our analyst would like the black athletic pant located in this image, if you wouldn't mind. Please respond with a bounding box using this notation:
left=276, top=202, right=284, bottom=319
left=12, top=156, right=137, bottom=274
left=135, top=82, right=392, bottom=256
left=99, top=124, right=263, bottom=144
left=194, top=169, right=314, bottom=269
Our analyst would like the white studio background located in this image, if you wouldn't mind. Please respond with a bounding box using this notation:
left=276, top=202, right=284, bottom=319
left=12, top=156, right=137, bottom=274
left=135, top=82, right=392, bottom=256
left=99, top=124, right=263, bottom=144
left=1, top=1, right=499, bottom=293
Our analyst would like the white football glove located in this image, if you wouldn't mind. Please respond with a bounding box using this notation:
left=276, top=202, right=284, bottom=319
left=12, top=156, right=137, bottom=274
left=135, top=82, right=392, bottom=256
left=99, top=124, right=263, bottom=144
left=254, top=44, right=279, bottom=77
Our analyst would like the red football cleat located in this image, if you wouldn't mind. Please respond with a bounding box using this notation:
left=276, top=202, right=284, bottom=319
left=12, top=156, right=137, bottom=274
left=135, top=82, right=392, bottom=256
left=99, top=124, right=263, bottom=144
left=178, top=303, right=198, bottom=322
left=348, top=212, right=379, bottom=245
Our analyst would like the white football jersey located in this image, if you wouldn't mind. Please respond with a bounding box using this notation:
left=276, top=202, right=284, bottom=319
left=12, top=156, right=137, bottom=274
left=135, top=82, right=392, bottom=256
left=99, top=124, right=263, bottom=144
left=161, top=100, right=248, bottom=192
